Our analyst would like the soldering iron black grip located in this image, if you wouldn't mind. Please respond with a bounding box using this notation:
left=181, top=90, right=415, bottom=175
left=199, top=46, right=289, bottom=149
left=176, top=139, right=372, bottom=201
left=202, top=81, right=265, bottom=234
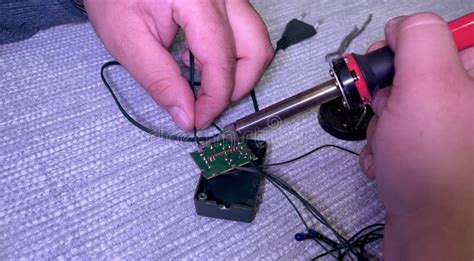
left=353, top=46, right=395, bottom=95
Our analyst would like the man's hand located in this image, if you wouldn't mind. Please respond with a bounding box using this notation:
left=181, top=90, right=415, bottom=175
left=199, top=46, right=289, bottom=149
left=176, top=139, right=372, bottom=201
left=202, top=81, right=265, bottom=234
left=84, top=0, right=273, bottom=131
left=359, top=13, right=474, bottom=260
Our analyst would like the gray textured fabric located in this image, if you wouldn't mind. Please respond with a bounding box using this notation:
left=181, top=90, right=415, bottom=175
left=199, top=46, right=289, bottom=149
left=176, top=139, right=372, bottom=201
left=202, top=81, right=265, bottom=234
left=0, top=0, right=86, bottom=44
left=1, top=1, right=471, bottom=259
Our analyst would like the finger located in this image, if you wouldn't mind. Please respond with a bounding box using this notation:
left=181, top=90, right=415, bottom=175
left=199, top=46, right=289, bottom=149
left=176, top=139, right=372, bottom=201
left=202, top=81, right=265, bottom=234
left=460, top=48, right=474, bottom=78
left=120, top=41, right=195, bottom=131
left=367, top=40, right=387, bottom=53
left=360, top=116, right=379, bottom=179
left=87, top=8, right=195, bottom=131
left=225, top=0, right=274, bottom=101
left=371, top=87, right=391, bottom=116
left=173, top=1, right=236, bottom=129
left=384, top=15, right=408, bottom=49
left=385, top=13, right=466, bottom=90
left=359, top=145, right=375, bottom=179
left=181, top=49, right=203, bottom=71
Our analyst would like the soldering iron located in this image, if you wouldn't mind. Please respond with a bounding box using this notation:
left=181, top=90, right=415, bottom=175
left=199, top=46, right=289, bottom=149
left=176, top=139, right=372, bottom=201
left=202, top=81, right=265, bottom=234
left=204, top=12, right=474, bottom=145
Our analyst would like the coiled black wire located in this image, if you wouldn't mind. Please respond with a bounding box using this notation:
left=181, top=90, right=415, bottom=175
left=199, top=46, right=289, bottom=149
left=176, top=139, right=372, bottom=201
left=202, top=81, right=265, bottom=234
left=100, top=60, right=219, bottom=142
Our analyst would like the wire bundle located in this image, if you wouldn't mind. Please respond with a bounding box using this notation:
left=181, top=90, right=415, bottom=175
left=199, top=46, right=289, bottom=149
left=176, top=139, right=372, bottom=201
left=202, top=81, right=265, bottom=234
left=99, top=21, right=384, bottom=259
left=245, top=161, right=384, bottom=260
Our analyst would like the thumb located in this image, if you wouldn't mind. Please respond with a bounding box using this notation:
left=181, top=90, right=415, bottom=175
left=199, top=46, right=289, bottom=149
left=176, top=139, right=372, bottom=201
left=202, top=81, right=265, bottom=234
left=384, top=13, right=466, bottom=92
left=115, top=38, right=195, bottom=131
left=85, top=1, right=195, bottom=131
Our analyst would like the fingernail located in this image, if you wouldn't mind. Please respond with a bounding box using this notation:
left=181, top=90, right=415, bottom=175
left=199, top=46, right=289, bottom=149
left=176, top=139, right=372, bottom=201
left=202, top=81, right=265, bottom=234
left=168, top=106, right=191, bottom=130
left=387, top=18, right=398, bottom=28
left=387, top=16, right=406, bottom=28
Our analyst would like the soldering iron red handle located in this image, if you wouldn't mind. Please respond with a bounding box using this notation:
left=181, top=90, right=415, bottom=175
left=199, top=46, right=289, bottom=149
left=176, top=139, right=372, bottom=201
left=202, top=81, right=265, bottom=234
left=449, top=12, right=474, bottom=51
left=344, top=12, right=474, bottom=106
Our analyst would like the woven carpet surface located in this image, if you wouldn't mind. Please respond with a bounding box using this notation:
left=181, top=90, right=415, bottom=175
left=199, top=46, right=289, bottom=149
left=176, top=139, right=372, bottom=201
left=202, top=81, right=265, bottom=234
left=1, top=1, right=470, bottom=259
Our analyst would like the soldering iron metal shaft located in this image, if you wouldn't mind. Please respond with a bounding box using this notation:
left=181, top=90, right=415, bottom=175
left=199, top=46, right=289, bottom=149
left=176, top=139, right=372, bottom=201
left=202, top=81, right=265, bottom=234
left=210, top=79, right=340, bottom=144
left=200, top=12, right=474, bottom=147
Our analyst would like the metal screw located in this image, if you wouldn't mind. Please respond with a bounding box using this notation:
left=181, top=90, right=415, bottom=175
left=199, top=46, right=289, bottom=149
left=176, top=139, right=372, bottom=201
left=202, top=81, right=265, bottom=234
left=198, top=193, right=208, bottom=201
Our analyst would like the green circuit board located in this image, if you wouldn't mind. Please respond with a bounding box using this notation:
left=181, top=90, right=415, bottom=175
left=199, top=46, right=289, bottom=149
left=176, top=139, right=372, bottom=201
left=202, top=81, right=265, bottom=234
left=190, top=139, right=257, bottom=179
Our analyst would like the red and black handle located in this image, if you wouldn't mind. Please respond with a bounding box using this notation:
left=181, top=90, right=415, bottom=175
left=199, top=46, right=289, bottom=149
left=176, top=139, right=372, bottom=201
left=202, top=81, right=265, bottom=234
left=334, top=12, right=474, bottom=108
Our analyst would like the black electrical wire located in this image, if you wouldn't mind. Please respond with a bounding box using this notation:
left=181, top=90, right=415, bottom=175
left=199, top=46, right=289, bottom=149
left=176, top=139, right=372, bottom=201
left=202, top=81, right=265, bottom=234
left=188, top=52, right=224, bottom=134
left=249, top=161, right=384, bottom=260
left=99, top=28, right=313, bottom=143
left=101, top=52, right=259, bottom=143
left=270, top=184, right=337, bottom=258
left=189, top=52, right=203, bottom=146
left=237, top=165, right=339, bottom=259
left=250, top=90, right=260, bottom=112
left=253, top=162, right=349, bottom=243
left=313, top=225, right=384, bottom=260
left=245, top=139, right=383, bottom=259
left=101, top=58, right=382, bottom=260
left=347, top=224, right=385, bottom=243
left=250, top=163, right=352, bottom=257
left=100, top=22, right=384, bottom=259
left=262, top=144, right=359, bottom=167
left=313, top=230, right=383, bottom=260
left=101, top=61, right=219, bottom=142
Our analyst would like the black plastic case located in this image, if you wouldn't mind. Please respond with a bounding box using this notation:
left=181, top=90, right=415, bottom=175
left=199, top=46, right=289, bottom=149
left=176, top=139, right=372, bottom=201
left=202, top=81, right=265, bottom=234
left=194, top=140, right=267, bottom=223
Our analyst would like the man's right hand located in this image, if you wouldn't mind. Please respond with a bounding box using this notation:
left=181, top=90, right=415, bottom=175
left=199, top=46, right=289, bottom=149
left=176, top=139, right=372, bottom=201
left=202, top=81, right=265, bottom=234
left=84, top=0, right=273, bottom=131
left=359, top=13, right=474, bottom=260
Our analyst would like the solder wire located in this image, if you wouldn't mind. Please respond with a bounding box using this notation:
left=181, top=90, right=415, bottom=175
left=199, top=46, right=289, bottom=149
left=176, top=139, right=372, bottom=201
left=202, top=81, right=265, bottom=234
left=325, top=14, right=373, bottom=63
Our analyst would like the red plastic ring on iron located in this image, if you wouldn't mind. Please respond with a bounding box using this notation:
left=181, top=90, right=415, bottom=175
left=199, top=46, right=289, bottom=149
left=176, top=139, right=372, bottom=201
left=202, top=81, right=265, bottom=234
left=343, top=54, right=371, bottom=105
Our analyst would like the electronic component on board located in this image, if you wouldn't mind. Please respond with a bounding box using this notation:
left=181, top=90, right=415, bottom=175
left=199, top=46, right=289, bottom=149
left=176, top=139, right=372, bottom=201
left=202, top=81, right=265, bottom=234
left=190, top=139, right=257, bottom=179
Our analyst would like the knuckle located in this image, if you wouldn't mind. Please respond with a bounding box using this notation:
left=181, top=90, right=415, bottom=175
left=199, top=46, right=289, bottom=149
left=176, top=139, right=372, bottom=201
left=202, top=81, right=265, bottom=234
left=219, top=55, right=237, bottom=73
left=201, top=88, right=231, bottom=108
left=245, top=41, right=274, bottom=67
left=145, top=75, right=175, bottom=101
left=102, top=31, right=136, bottom=58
